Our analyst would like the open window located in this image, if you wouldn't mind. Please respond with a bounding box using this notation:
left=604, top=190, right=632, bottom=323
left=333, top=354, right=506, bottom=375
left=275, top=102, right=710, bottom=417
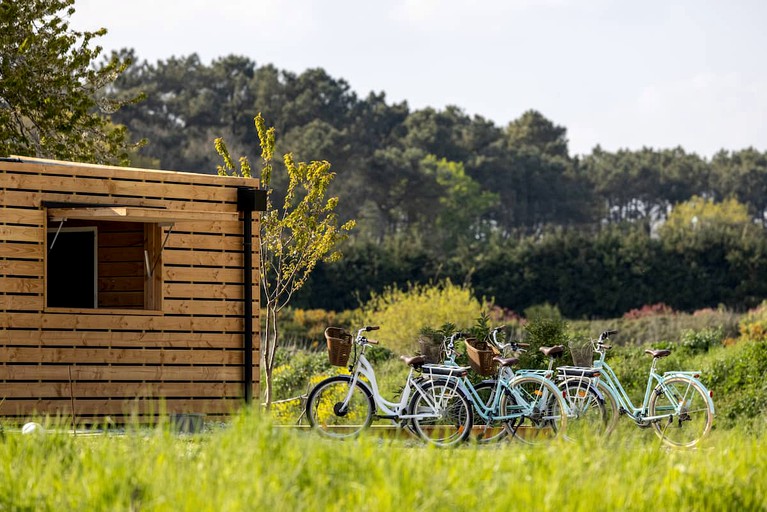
left=45, top=203, right=239, bottom=312
left=46, top=220, right=163, bottom=311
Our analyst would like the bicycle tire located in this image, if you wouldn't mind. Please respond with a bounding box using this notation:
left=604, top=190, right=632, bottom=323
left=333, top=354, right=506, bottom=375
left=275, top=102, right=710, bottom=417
left=648, top=376, right=713, bottom=448
left=502, top=375, right=567, bottom=444
left=558, top=377, right=608, bottom=442
left=408, top=378, right=473, bottom=447
left=594, top=380, right=621, bottom=436
left=305, top=375, right=375, bottom=439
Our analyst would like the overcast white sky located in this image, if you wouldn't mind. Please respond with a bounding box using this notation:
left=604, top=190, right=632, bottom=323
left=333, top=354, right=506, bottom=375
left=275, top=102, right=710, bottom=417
left=71, top=0, right=766, bottom=158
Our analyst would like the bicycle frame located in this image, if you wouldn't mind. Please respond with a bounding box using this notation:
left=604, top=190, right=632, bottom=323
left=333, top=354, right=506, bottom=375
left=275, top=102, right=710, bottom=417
left=442, top=334, right=562, bottom=424
left=593, top=356, right=666, bottom=423
left=593, top=342, right=716, bottom=425
left=343, top=345, right=464, bottom=422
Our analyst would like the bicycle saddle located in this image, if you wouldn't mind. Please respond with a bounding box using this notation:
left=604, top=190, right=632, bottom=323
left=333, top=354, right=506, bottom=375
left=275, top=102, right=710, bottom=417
left=492, top=356, right=519, bottom=368
left=645, top=349, right=671, bottom=358
left=400, top=354, right=427, bottom=367
left=539, top=345, right=565, bottom=357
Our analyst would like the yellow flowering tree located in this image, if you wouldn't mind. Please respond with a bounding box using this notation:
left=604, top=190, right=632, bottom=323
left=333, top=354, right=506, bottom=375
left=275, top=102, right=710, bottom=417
left=215, top=114, right=355, bottom=407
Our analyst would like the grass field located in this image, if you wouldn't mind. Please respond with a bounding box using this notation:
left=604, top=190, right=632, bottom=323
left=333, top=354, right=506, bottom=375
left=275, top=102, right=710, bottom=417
left=2, top=412, right=766, bottom=511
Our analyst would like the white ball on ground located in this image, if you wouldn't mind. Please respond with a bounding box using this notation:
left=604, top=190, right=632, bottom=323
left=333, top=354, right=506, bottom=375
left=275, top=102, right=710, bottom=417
left=21, top=422, right=44, bottom=435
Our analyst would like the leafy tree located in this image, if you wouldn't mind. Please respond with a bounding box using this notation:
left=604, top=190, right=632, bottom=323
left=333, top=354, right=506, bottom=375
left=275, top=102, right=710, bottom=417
left=660, top=195, right=752, bottom=245
left=709, top=149, right=767, bottom=224
left=215, top=113, right=355, bottom=407
left=0, top=0, right=140, bottom=162
left=582, top=147, right=709, bottom=224
left=506, top=109, right=569, bottom=158
left=419, top=155, right=499, bottom=256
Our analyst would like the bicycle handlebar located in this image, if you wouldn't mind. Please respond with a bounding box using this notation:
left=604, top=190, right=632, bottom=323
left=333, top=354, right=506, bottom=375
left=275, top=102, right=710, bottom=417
left=355, top=326, right=381, bottom=345
left=593, top=329, right=617, bottom=352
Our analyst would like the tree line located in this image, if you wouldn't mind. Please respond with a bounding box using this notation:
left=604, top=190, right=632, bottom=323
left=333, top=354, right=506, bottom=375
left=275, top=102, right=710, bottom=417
left=103, top=52, right=767, bottom=317
left=4, top=0, right=767, bottom=318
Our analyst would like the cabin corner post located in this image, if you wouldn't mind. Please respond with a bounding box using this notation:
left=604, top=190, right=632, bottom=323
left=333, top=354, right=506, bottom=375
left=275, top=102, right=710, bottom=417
left=237, top=186, right=256, bottom=405
left=236, top=186, right=266, bottom=405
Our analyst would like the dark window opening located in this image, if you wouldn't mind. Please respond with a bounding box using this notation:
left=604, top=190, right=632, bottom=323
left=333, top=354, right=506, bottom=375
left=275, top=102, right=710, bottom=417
left=46, top=228, right=97, bottom=308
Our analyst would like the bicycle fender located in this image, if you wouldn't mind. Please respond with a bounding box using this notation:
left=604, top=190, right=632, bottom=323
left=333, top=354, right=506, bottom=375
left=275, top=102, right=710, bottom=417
left=561, top=377, right=605, bottom=403
left=658, top=374, right=715, bottom=415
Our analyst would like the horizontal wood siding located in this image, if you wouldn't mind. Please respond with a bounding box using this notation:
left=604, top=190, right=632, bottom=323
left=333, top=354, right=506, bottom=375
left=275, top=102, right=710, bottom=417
left=1, top=158, right=260, bottom=421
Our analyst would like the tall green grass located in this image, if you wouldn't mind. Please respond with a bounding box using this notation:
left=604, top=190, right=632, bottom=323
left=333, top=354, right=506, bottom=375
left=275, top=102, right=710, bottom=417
left=2, top=413, right=766, bottom=511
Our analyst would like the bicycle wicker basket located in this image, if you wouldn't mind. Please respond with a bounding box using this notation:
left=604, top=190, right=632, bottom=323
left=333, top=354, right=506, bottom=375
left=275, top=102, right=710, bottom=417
left=325, top=327, right=353, bottom=366
left=465, top=338, right=497, bottom=376
left=568, top=339, right=594, bottom=368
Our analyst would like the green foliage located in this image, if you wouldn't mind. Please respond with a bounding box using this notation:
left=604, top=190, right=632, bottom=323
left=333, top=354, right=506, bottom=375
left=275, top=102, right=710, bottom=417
left=467, top=312, right=492, bottom=341
left=272, top=349, right=331, bottom=400
left=521, top=316, right=569, bottom=369
left=579, top=307, right=740, bottom=347
left=418, top=155, right=499, bottom=255
left=0, top=0, right=142, bottom=163
left=705, top=340, right=767, bottom=425
left=523, top=302, right=562, bottom=322
left=661, top=195, right=751, bottom=242
left=680, top=327, right=724, bottom=355
left=358, top=280, right=482, bottom=355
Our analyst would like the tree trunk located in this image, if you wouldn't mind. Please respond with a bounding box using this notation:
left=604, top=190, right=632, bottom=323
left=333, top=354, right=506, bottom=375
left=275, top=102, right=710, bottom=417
left=261, top=303, right=279, bottom=409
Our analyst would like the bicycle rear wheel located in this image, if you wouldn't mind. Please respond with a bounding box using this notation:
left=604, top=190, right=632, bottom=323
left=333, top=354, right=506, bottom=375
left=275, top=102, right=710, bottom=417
left=305, top=375, right=375, bottom=439
left=409, top=379, right=473, bottom=447
left=558, top=378, right=607, bottom=442
left=648, top=376, right=713, bottom=448
left=503, top=375, right=567, bottom=444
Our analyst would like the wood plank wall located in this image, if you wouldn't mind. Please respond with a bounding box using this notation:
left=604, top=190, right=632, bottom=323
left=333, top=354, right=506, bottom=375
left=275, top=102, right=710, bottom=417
left=0, top=158, right=259, bottom=422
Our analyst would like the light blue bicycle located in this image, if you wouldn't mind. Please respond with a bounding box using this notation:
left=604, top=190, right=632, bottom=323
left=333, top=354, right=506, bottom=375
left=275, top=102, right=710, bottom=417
left=562, top=330, right=715, bottom=447
left=440, top=331, right=568, bottom=444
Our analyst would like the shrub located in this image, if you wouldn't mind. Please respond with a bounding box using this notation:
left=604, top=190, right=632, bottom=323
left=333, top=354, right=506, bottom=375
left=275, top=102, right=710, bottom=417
left=706, top=340, right=767, bottom=425
left=520, top=316, right=569, bottom=369
left=358, top=280, right=483, bottom=355
left=680, top=327, right=723, bottom=354
left=622, top=303, right=676, bottom=320
left=523, top=303, right=562, bottom=322
left=272, top=350, right=332, bottom=400
left=579, top=306, right=740, bottom=346
left=739, top=301, right=767, bottom=342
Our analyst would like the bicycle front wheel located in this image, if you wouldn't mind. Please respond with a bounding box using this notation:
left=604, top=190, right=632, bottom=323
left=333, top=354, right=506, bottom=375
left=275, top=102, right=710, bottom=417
left=649, top=376, right=713, bottom=448
left=503, top=376, right=567, bottom=444
left=472, top=380, right=510, bottom=444
left=305, top=375, right=375, bottom=439
left=409, top=379, right=473, bottom=447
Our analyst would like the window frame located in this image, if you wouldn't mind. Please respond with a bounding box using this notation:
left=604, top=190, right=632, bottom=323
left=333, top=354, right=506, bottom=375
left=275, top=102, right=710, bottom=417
left=45, top=218, right=164, bottom=315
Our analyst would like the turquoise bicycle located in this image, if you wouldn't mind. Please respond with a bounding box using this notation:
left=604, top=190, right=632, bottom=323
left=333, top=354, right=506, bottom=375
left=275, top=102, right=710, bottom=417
left=441, top=331, right=568, bottom=444
left=562, top=330, right=715, bottom=447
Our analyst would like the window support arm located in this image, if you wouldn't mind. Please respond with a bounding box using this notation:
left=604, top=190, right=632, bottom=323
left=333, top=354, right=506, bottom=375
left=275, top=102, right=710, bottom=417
left=48, top=219, right=66, bottom=252
left=144, top=224, right=174, bottom=277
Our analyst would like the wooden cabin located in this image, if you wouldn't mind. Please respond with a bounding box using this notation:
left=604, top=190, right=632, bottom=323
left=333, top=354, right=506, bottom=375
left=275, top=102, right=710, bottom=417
left=0, top=156, right=262, bottom=423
